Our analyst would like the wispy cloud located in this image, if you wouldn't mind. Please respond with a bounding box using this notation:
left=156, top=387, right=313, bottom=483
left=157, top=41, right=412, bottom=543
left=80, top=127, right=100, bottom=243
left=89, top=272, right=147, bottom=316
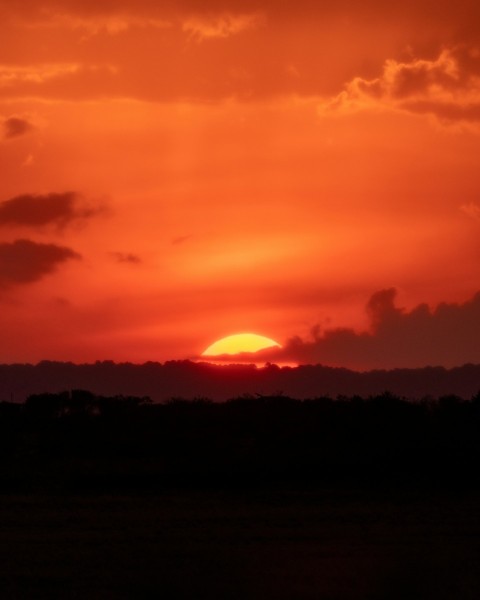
left=320, top=46, right=480, bottom=125
left=28, top=13, right=172, bottom=37
left=0, top=63, right=118, bottom=99
left=0, top=63, right=81, bottom=86
left=182, top=12, right=263, bottom=41
left=461, top=201, right=480, bottom=222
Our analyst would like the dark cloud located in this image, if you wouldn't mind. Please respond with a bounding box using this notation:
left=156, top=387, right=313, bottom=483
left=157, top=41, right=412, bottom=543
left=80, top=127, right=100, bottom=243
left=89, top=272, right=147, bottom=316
left=0, top=239, right=81, bottom=288
left=0, top=192, right=103, bottom=229
left=172, top=234, right=193, bottom=245
left=257, top=289, right=480, bottom=369
left=111, top=252, right=142, bottom=264
left=3, top=117, right=34, bottom=139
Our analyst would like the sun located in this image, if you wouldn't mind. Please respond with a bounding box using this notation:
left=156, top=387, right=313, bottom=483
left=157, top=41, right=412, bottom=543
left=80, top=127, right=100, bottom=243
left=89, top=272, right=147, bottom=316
left=202, top=333, right=281, bottom=356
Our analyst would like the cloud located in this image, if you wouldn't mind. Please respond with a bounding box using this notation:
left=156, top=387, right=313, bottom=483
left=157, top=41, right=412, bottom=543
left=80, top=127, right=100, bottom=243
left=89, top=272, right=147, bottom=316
left=256, top=289, right=480, bottom=369
left=0, top=63, right=118, bottom=100
left=2, top=3, right=480, bottom=102
left=0, top=239, right=80, bottom=288
left=8, top=3, right=257, bottom=41
left=3, top=116, right=34, bottom=139
left=182, top=12, right=262, bottom=41
left=320, top=46, right=480, bottom=125
left=172, top=234, right=193, bottom=245
left=111, top=252, right=142, bottom=264
left=0, top=63, right=81, bottom=86
left=27, top=12, right=171, bottom=36
left=0, top=192, right=104, bottom=229
left=3, top=2, right=480, bottom=102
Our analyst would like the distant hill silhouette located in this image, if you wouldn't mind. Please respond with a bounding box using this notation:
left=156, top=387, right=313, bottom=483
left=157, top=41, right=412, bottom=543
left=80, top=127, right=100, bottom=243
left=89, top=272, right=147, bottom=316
left=0, top=360, right=479, bottom=403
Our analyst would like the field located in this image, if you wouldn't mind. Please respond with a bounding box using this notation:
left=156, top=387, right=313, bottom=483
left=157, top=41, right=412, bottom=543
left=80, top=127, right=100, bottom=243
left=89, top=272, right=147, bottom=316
left=1, top=393, right=480, bottom=598
left=0, top=487, right=479, bottom=599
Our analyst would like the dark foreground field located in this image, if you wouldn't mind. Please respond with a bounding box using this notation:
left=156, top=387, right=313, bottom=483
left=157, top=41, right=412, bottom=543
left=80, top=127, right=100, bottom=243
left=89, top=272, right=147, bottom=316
left=0, top=488, right=479, bottom=599
left=1, top=392, right=480, bottom=598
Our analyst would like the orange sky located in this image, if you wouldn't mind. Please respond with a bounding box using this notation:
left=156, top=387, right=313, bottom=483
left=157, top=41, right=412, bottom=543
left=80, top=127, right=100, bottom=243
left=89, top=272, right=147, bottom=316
left=0, top=0, right=479, bottom=367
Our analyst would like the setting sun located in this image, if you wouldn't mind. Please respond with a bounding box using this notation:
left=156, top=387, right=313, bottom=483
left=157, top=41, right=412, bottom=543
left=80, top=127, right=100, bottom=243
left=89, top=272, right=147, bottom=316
left=0, top=0, right=478, bottom=370
left=202, top=333, right=281, bottom=356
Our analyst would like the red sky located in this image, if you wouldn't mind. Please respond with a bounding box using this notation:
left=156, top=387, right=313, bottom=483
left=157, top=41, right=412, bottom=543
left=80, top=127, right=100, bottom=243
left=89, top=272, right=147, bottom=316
left=0, top=0, right=479, bottom=368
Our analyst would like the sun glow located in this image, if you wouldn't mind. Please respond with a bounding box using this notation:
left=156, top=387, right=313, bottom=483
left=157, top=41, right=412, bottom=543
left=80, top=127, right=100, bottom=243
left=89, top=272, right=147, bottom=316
left=202, top=333, right=281, bottom=356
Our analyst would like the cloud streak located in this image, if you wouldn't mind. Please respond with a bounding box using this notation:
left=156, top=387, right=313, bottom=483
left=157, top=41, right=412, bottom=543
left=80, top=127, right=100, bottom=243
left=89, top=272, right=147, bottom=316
left=25, top=12, right=171, bottom=36
left=0, top=192, right=104, bottom=229
left=0, top=63, right=118, bottom=100
left=0, top=63, right=81, bottom=86
left=0, top=239, right=80, bottom=288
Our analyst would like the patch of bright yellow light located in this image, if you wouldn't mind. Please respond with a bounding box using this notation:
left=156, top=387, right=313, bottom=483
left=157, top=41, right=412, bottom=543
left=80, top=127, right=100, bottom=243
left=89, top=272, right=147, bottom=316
left=202, top=333, right=281, bottom=356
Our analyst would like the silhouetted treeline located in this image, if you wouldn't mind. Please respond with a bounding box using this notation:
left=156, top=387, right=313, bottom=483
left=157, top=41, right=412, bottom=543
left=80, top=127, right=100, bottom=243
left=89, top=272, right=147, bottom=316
left=0, top=360, right=479, bottom=402
left=1, top=390, right=480, bottom=491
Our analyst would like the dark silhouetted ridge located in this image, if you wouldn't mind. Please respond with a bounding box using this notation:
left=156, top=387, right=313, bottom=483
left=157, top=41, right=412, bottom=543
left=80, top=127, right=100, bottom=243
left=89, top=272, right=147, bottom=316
left=0, top=360, right=479, bottom=403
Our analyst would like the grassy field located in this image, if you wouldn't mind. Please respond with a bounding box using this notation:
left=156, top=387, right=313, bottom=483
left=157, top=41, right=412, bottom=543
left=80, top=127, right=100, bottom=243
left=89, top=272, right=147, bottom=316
left=0, top=487, right=479, bottom=599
